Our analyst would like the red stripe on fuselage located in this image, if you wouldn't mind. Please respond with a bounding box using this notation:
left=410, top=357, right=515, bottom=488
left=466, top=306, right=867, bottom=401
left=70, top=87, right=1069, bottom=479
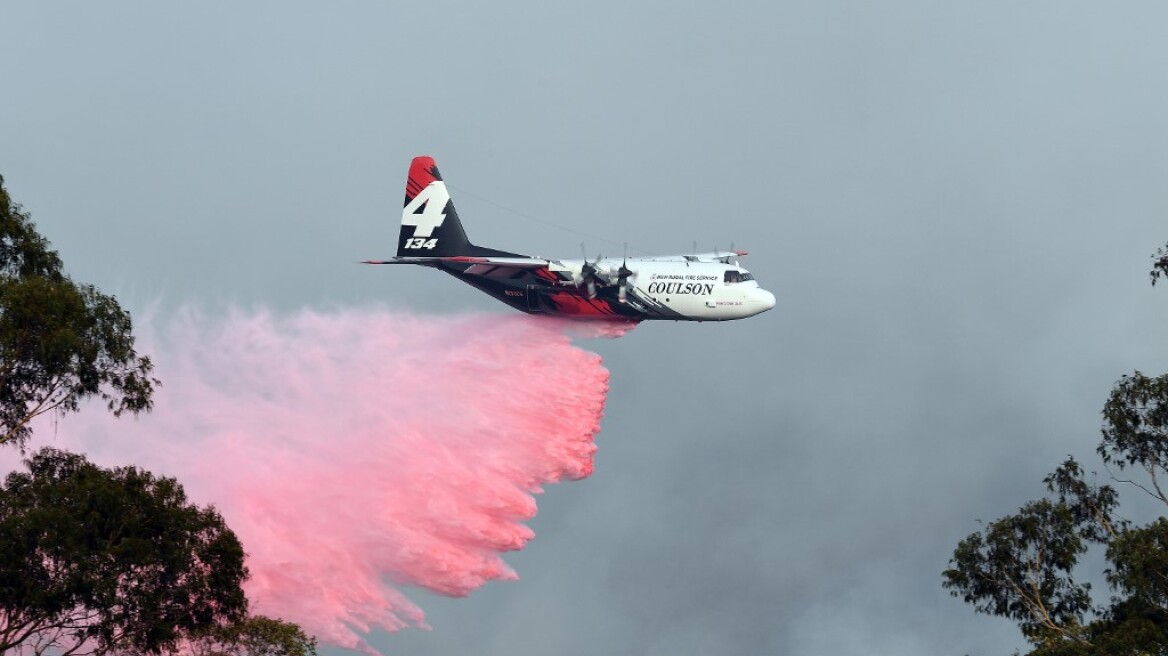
left=545, top=291, right=617, bottom=316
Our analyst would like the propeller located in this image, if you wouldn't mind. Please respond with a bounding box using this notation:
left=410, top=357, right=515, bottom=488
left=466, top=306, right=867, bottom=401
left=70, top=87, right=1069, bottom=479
left=615, top=243, right=634, bottom=303
left=576, top=243, right=604, bottom=299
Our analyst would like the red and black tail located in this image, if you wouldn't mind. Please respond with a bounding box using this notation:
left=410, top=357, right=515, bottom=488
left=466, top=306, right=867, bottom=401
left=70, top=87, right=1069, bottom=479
left=397, top=156, right=517, bottom=258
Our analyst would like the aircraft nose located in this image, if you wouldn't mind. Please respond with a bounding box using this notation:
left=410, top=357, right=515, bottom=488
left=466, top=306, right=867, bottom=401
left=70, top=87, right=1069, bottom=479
left=756, top=289, right=776, bottom=312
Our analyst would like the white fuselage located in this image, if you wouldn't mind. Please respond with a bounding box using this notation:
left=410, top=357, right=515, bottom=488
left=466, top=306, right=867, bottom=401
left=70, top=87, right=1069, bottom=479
left=637, top=261, right=774, bottom=320
left=551, top=257, right=776, bottom=321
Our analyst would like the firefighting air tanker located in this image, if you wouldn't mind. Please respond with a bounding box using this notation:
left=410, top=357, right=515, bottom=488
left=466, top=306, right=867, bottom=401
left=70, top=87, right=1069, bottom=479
left=363, top=156, right=776, bottom=322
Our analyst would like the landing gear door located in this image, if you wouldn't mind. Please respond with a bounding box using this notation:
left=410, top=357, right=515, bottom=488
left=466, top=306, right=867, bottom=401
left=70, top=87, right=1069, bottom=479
left=526, top=285, right=543, bottom=312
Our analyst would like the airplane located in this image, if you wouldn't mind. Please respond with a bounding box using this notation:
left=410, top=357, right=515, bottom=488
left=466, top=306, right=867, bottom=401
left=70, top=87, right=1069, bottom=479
left=363, top=156, right=776, bottom=322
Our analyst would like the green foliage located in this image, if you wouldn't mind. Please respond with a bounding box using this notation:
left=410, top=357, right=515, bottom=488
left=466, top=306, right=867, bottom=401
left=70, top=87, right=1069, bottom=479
left=0, top=176, right=318, bottom=655
left=0, top=174, right=157, bottom=448
left=1042, top=457, right=1127, bottom=541
left=946, top=453, right=1168, bottom=654
left=1107, top=519, right=1168, bottom=609
left=943, top=463, right=1104, bottom=645
left=186, top=616, right=319, bottom=656
left=1099, top=372, right=1168, bottom=506
left=0, top=179, right=61, bottom=279
left=1151, top=244, right=1168, bottom=287
left=945, top=247, right=1168, bottom=654
left=0, top=448, right=249, bottom=656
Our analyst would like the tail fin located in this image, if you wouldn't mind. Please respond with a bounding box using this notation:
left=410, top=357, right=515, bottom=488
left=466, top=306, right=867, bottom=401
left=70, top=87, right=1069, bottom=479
left=398, top=156, right=472, bottom=257
left=397, top=156, right=520, bottom=259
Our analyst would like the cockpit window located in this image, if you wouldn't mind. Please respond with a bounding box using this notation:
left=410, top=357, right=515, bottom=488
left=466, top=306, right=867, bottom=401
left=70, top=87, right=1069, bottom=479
left=723, top=270, right=755, bottom=284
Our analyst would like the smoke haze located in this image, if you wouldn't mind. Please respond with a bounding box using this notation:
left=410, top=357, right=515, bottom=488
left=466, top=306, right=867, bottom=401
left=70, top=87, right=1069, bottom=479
left=16, top=308, right=611, bottom=651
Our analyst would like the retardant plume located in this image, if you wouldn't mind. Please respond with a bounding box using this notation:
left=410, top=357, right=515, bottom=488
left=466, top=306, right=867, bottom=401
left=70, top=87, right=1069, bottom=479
left=19, top=308, right=614, bottom=652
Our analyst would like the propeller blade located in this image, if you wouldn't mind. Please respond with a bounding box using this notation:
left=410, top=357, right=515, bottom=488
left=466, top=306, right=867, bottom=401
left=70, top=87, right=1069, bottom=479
left=576, top=242, right=606, bottom=292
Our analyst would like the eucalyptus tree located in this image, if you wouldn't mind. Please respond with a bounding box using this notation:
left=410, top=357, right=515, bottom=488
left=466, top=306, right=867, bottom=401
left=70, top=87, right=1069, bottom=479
left=945, top=246, right=1168, bottom=655
left=0, top=448, right=248, bottom=656
left=0, top=175, right=156, bottom=448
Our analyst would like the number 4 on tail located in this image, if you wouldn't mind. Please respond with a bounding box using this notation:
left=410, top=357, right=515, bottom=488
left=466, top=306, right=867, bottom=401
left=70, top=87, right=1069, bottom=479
left=404, top=237, right=438, bottom=249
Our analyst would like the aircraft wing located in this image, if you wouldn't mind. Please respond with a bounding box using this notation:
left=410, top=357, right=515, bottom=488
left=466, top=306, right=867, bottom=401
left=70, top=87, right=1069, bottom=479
left=631, top=250, right=748, bottom=264
left=683, top=250, right=748, bottom=262
left=357, top=254, right=553, bottom=274
left=362, top=256, right=551, bottom=268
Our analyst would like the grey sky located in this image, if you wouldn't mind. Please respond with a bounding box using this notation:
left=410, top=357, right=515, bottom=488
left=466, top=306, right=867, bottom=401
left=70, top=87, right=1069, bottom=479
left=4, top=1, right=1168, bottom=654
